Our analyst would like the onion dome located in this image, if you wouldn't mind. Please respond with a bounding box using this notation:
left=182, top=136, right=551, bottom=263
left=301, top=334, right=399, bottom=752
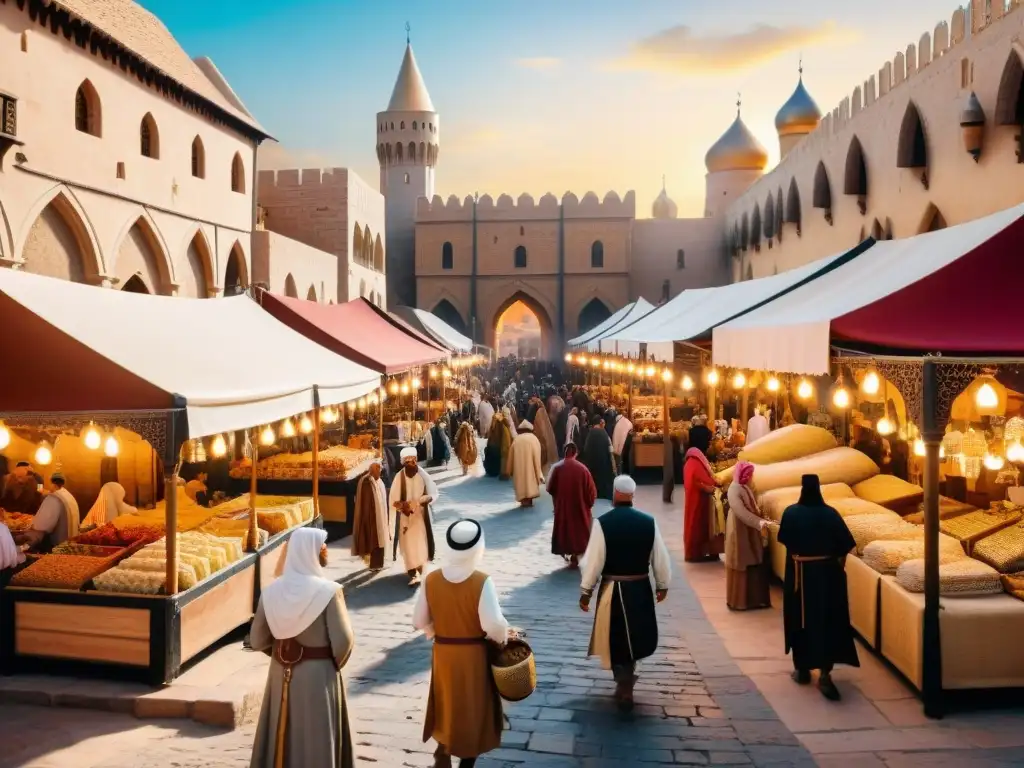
left=775, top=71, right=821, bottom=137
left=705, top=103, right=768, bottom=173
left=652, top=177, right=678, bottom=219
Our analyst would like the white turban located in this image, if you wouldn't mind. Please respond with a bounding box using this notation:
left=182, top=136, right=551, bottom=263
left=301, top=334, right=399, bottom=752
left=518, top=420, right=534, bottom=431
left=613, top=475, right=637, bottom=496
left=400, top=446, right=418, bottom=462
left=445, top=519, right=485, bottom=571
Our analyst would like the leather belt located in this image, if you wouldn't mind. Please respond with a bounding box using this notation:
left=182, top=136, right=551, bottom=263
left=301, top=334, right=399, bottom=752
left=273, top=639, right=335, bottom=666
left=603, top=574, right=649, bottom=582
left=434, top=635, right=487, bottom=645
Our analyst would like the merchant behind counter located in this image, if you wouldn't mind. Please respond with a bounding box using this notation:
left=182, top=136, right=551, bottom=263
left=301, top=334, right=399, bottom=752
left=0, top=460, right=45, bottom=515
left=14, top=472, right=80, bottom=553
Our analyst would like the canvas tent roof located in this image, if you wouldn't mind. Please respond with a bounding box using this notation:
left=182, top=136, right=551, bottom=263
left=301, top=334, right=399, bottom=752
left=569, top=300, right=649, bottom=348
left=393, top=306, right=474, bottom=352
left=576, top=298, right=657, bottom=353
left=259, top=293, right=446, bottom=375
left=602, top=243, right=868, bottom=347
left=713, top=203, right=1024, bottom=374
left=0, top=270, right=380, bottom=439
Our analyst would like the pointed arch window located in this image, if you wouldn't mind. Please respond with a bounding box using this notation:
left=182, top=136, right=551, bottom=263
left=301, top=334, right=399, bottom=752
left=590, top=240, right=604, bottom=268
left=231, top=153, right=245, bottom=193
left=140, top=113, right=159, bottom=159
left=191, top=136, right=205, bottom=178
left=74, top=80, right=101, bottom=137
left=441, top=241, right=454, bottom=270
left=514, top=245, right=527, bottom=269
left=676, top=249, right=685, bottom=269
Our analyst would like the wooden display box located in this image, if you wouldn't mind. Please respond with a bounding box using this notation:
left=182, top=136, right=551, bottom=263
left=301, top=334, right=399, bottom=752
left=633, top=442, right=664, bottom=468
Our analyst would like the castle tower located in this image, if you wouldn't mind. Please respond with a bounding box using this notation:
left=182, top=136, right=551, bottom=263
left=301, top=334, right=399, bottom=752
left=703, top=96, right=767, bottom=219
left=775, top=63, right=821, bottom=160
left=652, top=176, right=678, bottom=219
left=377, top=35, right=438, bottom=308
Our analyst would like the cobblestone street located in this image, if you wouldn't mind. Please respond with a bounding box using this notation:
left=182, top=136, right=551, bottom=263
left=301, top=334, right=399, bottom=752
left=3, top=462, right=1024, bottom=767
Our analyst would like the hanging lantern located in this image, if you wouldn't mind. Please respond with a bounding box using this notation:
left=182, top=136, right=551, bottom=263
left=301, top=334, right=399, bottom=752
left=577, top=354, right=588, bottom=366
left=682, top=375, right=694, bottom=391
left=876, top=417, right=894, bottom=436
left=210, top=434, right=228, bottom=458
left=626, top=363, right=635, bottom=374
left=976, top=381, right=999, bottom=410
left=590, top=358, right=600, bottom=369
left=0, top=421, right=9, bottom=450
left=862, top=370, right=881, bottom=396
left=832, top=387, right=850, bottom=409
left=429, top=367, right=438, bottom=379
left=564, top=353, right=573, bottom=363
left=766, top=376, right=780, bottom=393
left=260, top=425, right=276, bottom=446
left=797, top=379, right=813, bottom=400
left=661, top=368, right=673, bottom=383
left=35, top=441, right=54, bottom=466
left=706, top=369, right=720, bottom=386
left=645, top=365, right=656, bottom=378
left=300, top=414, right=314, bottom=434
left=1007, top=441, right=1024, bottom=464
left=400, top=382, right=410, bottom=395
left=914, top=438, right=926, bottom=457
left=280, top=418, right=296, bottom=438
left=443, top=368, right=452, bottom=379
left=80, top=422, right=102, bottom=450
left=412, top=377, right=422, bottom=389
left=732, top=372, right=746, bottom=390
left=984, top=453, right=1006, bottom=471
left=101, top=434, right=118, bottom=457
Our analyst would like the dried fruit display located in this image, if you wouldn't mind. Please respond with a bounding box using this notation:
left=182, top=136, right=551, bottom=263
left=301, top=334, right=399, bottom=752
left=2, top=512, right=35, bottom=533
left=230, top=445, right=377, bottom=481
left=51, top=543, right=125, bottom=558
left=10, top=555, right=111, bottom=590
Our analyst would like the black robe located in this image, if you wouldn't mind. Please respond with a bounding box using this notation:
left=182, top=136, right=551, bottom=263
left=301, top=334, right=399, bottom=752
left=687, top=425, right=712, bottom=457
left=582, top=427, right=615, bottom=501
left=554, top=407, right=569, bottom=459
left=604, top=409, right=617, bottom=441
left=778, top=503, right=860, bottom=671
left=429, top=423, right=451, bottom=467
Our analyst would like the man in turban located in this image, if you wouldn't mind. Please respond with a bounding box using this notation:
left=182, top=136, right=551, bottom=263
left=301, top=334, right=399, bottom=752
left=580, top=474, right=671, bottom=712
left=390, top=447, right=439, bottom=586
left=508, top=420, right=544, bottom=508
left=351, top=459, right=389, bottom=571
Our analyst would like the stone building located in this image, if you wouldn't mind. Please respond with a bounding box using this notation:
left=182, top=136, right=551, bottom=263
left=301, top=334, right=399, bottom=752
left=0, top=0, right=268, bottom=297
left=724, top=1, right=1024, bottom=280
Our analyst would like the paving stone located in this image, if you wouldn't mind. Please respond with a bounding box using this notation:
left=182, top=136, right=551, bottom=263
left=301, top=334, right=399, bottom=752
left=529, top=732, right=576, bottom=755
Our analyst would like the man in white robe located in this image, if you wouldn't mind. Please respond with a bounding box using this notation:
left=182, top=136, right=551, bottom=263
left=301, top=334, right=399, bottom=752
left=746, top=407, right=771, bottom=446
left=508, top=420, right=544, bottom=507
left=580, top=475, right=671, bottom=712
left=611, top=415, right=633, bottom=474
left=352, top=459, right=390, bottom=571
left=390, top=447, right=439, bottom=586
left=477, top=397, right=495, bottom=441
left=18, top=472, right=79, bottom=551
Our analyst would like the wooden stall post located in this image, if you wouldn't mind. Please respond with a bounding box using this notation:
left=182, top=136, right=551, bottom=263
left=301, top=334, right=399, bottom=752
left=378, top=375, right=386, bottom=460
left=312, top=388, right=321, bottom=520
left=740, top=384, right=750, bottom=434
left=248, top=426, right=260, bottom=552
left=921, top=361, right=944, bottom=719
left=707, top=381, right=717, bottom=422
left=628, top=366, right=634, bottom=420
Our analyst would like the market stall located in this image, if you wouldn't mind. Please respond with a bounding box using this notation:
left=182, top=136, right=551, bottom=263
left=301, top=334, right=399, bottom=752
left=0, top=270, right=380, bottom=684
left=712, top=201, right=1024, bottom=717
left=255, top=293, right=449, bottom=535
left=390, top=305, right=474, bottom=353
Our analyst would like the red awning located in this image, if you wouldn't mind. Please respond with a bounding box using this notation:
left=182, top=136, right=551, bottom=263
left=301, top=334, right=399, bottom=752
left=259, top=293, right=446, bottom=374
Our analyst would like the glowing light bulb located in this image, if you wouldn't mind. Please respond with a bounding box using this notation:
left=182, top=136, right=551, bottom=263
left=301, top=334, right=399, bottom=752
left=429, top=367, right=438, bottom=379
left=104, top=435, right=119, bottom=457
left=280, top=419, right=296, bottom=438
left=797, top=380, right=813, bottom=400
left=645, top=365, right=656, bottom=378
left=0, top=421, right=8, bottom=450
left=380, top=387, right=387, bottom=402
left=661, top=368, right=673, bottom=383
left=732, top=372, right=746, bottom=390
left=564, top=353, right=573, bottom=363
left=984, top=453, right=1006, bottom=471
left=347, top=400, right=356, bottom=412
left=443, top=368, right=452, bottom=379
left=412, top=378, right=422, bottom=389
left=300, top=414, right=314, bottom=434
left=766, top=377, right=780, bottom=393
left=35, top=441, right=53, bottom=466
left=976, top=382, right=999, bottom=409
left=626, top=363, right=635, bottom=374
left=211, top=433, right=227, bottom=457
left=577, top=355, right=588, bottom=366
left=682, top=375, right=694, bottom=391
left=260, top=425, right=276, bottom=446
left=388, top=381, right=399, bottom=395
left=401, top=383, right=410, bottom=395
left=706, top=369, right=720, bottom=386
left=590, top=358, right=600, bottom=369
left=82, top=422, right=102, bottom=450
left=876, top=417, right=894, bottom=436
left=358, top=397, right=367, bottom=409
left=914, top=438, right=926, bottom=457
left=861, top=371, right=880, bottom=396
left=832, top=387, right=850, bottom=409
left=1007, top=441, right=1024, bottom=463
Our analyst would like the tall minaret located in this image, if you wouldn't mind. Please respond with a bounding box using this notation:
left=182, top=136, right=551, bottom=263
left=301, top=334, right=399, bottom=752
left=377, top=26, right=439, bottom=309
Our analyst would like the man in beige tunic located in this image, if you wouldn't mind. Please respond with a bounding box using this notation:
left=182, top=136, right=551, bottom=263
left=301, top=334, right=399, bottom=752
left=351, top=460, right=389, bottom=571
left=390, top=447, right=438, bottom=586
left=507, top=420, right=544, bottom=507
left=249, top=527, right=356, bottom=768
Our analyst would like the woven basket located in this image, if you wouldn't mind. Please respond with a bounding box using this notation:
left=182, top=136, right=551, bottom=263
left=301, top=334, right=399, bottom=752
left=490, top=639, right=537, bottom=702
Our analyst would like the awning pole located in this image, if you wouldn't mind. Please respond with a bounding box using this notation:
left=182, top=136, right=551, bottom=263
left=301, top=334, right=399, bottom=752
left=312, top=390, right=321, bottom=521
left=248, top=427, right=259, bottom=552
left=921, top=360, right=944, bottom=718
left=378, top=375, right=385, bottom=461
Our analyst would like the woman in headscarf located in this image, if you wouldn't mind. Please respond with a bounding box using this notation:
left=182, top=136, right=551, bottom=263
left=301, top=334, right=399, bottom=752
left=413, top=519, right=509, bottom=767
left=454, top=421, right=478, bottom=476
left=725, top=462, right=771, bottom=610
left=483, top=412, right=512, bottom=480
left=683, top=446, right=724, bottom=562
left=249, top=527, right=356, bottom=768
left=530, top=402, right=559, bottom=475
left=81, top=482, right=137, bottom=528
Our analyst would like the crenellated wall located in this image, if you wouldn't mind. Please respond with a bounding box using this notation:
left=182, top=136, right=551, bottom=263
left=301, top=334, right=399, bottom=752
left=724, top=0, right=1024, bottom=279
left=415, top=190, right=636, bottom=222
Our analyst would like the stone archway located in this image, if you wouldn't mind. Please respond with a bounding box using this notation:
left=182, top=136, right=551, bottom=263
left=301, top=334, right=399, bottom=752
left=113, top=215, right=172, bottom=295
left=19, top=190, right=101, bottom=284
left=577, top=297, right=612, bottom=337
left=224, top=241, right=248, bottom=296
left=489, top=290, right=555, bottom=360
left=180, top=229, right=215, bottom=298
left=432, top=299, right=468, bottom=336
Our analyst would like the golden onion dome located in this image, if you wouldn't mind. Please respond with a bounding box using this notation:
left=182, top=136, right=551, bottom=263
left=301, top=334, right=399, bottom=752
left=775, top=76, right=822, bottom=137
left=705, top=112, right=768, bottom=174
left=652, top=178, right=678, bottom=219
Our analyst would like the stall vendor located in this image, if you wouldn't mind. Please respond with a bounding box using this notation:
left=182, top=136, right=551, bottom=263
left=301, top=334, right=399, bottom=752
left=15, top=472, right=79, bottom=552
left=184, top=471, right=210, bottom=507
left=0, top=462, right=44, bottom=515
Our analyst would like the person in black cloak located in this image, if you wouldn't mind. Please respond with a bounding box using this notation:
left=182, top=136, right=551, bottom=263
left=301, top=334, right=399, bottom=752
left=430, top=418, right=452, bottom=468
left=687, top=415, right=713, bottom=457
left=603, top=408, right=617, bottom=441
left=777, top=474, right=859, bottom=701
left=582, top=414, right=615, bottom=501
left=554, top=405, right=570, bottom=459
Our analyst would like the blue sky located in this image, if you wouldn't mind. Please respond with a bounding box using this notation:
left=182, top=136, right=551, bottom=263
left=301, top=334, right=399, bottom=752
left=142, top=0, right=958, bottom=217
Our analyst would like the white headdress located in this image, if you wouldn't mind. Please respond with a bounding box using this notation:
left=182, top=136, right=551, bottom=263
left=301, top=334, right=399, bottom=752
left=445, top=519, right=485, bottom=572
left=613, top=474, right=637, bottom=496
left=400, top=446, right=418, bottom=462
left=518, top=420, right=534, bottom=430
left=261, top=527, right=338, bottom=639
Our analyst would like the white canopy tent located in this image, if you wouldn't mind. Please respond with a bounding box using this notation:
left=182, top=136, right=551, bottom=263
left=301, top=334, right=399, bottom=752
left=601, top=244, right=868, bottom=346
left=712, top=203, right=1024, bottom=374
left=584, top=298, right=656, bottom=354
left=568, top=299, right=650, bottom=348
left=0, top=269, right=381, bottom=440
left=405, top=306, right=473, bottom=352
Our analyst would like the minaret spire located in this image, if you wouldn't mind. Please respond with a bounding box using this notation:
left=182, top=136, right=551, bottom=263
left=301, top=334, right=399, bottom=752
left=405, top=21, right=410, bottom=45
left=736, top=92, right=742, bottom=117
